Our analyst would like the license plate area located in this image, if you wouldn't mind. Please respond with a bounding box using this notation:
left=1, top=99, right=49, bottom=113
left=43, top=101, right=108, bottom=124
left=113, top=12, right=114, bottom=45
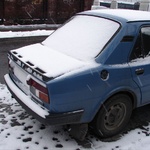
left=9, top=61, right=30, bottom=95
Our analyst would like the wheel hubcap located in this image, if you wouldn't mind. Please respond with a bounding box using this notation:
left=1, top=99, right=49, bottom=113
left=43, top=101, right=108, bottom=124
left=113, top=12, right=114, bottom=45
left=104, top=103, right=126, bottom=131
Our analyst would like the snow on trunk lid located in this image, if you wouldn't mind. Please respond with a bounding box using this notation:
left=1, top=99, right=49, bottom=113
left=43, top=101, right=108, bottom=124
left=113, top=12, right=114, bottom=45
left=10, top=43, right=86, bottom=81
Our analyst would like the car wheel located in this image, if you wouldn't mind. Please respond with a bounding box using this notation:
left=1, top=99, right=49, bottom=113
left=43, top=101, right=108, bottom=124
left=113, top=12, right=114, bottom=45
left=95, top=94, right=132, bottom=138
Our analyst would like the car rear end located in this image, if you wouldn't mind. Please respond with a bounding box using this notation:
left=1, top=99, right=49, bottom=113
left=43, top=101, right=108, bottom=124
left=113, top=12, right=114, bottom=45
left=4, top=50, right=84, bottom=125
left=5, top=50, right=51, bottom=119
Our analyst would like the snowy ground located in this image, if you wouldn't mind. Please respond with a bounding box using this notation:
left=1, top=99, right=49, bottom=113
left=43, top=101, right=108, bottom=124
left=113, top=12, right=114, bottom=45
left=1, top=30, right=150, bottom=149
left=1, top=84, right=150, bottom=150
left=0, top=30, right=53, bottom=38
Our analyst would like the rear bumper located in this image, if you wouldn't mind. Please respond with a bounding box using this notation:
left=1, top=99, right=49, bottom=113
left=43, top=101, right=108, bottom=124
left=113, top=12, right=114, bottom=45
left=4, top=74, right=84, bottom=125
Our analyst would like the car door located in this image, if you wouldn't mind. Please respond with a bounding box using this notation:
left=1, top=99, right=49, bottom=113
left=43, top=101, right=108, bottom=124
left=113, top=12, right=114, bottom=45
left=129, top=26, right=150, bottom=105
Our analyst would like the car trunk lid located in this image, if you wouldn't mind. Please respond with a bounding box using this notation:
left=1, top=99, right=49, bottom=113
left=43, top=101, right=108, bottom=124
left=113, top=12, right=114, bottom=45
left=9, top=43, right=87, bottom=82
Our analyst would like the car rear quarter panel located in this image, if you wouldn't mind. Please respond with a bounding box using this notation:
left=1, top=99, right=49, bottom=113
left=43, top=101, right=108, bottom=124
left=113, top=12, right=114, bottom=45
left=46, top=63, right=141, bottom=123
left=46, top=69, right=103, bottom=122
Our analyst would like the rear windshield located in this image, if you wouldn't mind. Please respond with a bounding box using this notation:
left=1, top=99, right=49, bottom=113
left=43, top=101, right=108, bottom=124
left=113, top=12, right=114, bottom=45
left=43, top=15, right=120, bottom=61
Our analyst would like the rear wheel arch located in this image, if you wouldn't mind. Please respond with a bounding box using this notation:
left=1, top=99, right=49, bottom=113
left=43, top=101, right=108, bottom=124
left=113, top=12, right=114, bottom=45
left=101, top=90, right=137, bottom=111
left=107, top=91, right=137, bottom=109
left=91, top=90, right=137, bottom=122
left=91, top=91, right=137, bottom=138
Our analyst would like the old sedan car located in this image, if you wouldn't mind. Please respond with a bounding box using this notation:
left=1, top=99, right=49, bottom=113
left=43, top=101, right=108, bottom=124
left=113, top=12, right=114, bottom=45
left=4, top=9, right=150, bottom=140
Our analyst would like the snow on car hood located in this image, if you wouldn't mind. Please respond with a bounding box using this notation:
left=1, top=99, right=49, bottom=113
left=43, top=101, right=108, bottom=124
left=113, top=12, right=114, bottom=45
left=11, top=43, right=87, bottom=78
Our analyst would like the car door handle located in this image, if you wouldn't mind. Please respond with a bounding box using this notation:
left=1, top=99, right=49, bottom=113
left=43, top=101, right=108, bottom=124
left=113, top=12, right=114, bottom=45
left=135, top=68, right=144, bottom=75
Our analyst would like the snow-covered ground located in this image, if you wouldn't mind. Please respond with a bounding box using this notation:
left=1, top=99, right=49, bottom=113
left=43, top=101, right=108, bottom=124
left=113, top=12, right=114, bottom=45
left=0, top=30, right=150, bottom=149
left=1, top=84, right=150, bottom=150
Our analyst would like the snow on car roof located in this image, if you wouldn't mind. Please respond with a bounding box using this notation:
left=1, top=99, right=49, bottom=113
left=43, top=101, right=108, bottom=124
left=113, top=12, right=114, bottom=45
left=81, top=9, right=150, bottom=22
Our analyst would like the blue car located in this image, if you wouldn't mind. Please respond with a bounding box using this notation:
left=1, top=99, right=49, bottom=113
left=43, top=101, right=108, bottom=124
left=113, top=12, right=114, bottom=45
left=4, top=9, right=150, bottom=139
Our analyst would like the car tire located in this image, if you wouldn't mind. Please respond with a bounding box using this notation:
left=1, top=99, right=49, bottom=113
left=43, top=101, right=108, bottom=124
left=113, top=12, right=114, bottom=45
left=95, top=94, right=132, bottom=138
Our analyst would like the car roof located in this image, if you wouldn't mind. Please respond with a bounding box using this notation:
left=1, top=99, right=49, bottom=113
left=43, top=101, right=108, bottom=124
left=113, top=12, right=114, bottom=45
left=79, top=9, right=150, bottom=23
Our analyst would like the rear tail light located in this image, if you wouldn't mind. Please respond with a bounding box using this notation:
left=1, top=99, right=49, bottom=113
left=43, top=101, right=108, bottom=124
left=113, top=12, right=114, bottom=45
left=39, top=91, right=49, bottom=103
left=27, top=78, right=50, bottom=103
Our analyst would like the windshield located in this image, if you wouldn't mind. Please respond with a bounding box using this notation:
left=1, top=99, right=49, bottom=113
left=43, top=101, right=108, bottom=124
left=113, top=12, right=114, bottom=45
left=43, top=15, right=120, bottom=61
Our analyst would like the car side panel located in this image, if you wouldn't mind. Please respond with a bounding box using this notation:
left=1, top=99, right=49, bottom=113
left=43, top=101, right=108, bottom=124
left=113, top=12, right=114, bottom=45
left=46, top=65, right=140, bottom=123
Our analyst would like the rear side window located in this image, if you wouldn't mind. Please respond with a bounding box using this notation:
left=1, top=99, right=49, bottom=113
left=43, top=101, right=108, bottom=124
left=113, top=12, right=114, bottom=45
left=130, top=27, right=150, bottom=60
